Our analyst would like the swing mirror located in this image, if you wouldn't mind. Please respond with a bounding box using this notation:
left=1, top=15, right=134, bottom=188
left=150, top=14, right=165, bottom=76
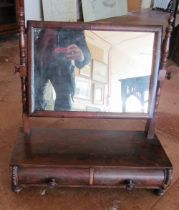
left=27, top=21, right=162, bottom=119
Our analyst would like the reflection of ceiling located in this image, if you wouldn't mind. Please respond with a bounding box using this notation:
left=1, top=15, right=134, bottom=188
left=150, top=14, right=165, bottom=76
left=85, top=30, right=155, bottom=59
left=85, top=31, right=111, bottom=64
left=85, top=31, right=111, bottom=50
left=85, top=30, right=155, bottom=60
left=110, top=33, right=155, bottom=79
left=85, top=30, right=155, bottom=79
left=87, top=31, right=154, bottom=47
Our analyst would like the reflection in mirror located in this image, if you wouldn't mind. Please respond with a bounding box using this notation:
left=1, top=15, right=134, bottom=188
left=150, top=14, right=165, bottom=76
left=33, top=28, right=155, bottom=113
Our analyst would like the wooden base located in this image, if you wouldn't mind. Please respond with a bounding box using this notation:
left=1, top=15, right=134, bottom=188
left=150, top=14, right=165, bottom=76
left=10, top=128, right=173, bottom=194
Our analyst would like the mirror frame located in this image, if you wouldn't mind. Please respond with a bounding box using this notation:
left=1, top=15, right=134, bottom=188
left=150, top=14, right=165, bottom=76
left=27, top=21, right=162, bottom=119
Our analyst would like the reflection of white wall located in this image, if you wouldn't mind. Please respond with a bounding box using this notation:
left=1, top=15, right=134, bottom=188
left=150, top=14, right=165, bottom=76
left=110, top=78, right=122, bottom=112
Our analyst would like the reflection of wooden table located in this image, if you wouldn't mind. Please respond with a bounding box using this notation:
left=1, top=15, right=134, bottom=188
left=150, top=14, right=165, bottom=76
left=119, top=76, right=150, bottom=112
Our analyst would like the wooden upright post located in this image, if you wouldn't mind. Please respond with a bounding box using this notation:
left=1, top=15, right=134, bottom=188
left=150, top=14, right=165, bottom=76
left=146, top=7, right=174, bottom=139
left=16, top=3, right=30, bottom=135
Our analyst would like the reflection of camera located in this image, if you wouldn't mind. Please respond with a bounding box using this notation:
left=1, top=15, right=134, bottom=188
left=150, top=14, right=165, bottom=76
left=54, top=47, right=67, bottom=54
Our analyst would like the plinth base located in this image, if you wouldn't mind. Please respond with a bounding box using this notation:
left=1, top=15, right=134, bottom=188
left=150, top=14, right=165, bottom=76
left=10, top=128, right=173, bottom=194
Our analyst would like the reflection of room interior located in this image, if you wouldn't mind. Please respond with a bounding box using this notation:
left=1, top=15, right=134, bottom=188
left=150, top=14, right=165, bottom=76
left=43, top=30, right=154, bottom=113
left=71, top=30, right=154, bottom=113
left=72, top=31, right=110, bottom=112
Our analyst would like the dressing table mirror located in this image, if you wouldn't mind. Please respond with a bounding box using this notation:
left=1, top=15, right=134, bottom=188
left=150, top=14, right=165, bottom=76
left=29, top=22, right=159, bottom=118
left=10, top=8, right=173, bottom=195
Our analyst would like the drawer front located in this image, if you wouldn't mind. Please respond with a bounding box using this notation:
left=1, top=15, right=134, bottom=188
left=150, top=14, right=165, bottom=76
left=94, top=168, right=165, bottom=187
left=18, top=167, right=90, bottom=186
left=16, top=166, right=168, bottom=189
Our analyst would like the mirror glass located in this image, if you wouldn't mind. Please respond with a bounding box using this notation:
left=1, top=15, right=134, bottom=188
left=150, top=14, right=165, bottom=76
left=30, top=25, right=158, bottom=115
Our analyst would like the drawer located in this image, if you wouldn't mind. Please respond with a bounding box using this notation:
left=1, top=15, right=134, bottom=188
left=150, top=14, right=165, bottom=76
left=18, top=167, right=90, bottom=186
left=94, top=168, right=165, bottom=188
left=17, top=166, right=167, bottom=189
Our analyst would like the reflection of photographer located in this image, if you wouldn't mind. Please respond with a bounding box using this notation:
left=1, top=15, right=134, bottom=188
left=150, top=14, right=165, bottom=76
left=35, top=29, right=91, bottom=111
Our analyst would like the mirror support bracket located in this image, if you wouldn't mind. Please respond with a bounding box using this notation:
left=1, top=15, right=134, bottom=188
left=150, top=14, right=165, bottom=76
left=16, top=1, right=174, bottom=140
left=146, top=8, right=174, bottom=140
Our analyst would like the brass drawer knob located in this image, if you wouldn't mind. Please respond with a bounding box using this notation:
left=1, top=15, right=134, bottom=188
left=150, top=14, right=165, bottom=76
left=126, top=179, right=135, bottom=191
left=48, top=178, right=57, bottom=189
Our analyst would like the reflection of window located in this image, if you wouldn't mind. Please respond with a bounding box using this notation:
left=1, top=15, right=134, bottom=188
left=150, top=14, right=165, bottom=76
left=119, top=76, right=150, bottom=113
left=126, top=91, right=149, bottom=113
left=44, top=80, right=56, bottom=110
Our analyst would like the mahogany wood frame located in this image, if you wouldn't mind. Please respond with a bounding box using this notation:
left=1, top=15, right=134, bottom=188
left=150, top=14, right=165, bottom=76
left=27, top=21, right=162, bottom=121
left=10, top=2, right=174, bottom=195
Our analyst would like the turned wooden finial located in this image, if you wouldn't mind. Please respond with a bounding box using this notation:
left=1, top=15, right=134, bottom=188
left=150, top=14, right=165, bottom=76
left=160, top=9, right=174, bottom=71
left=18, top=7, right=26, bottom=66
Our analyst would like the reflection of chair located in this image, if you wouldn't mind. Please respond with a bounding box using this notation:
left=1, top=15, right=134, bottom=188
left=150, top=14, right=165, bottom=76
left=119, top=76, right=150, bottom=112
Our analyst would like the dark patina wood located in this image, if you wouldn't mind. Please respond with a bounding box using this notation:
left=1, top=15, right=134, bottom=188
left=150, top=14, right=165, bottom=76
left=10, top=3, right=174, bottom=195
left=10, top=129, right=172, bottom=192
left=15, top=3, right=30, bottom=135
left=145, top=9, right=174, bottom=139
